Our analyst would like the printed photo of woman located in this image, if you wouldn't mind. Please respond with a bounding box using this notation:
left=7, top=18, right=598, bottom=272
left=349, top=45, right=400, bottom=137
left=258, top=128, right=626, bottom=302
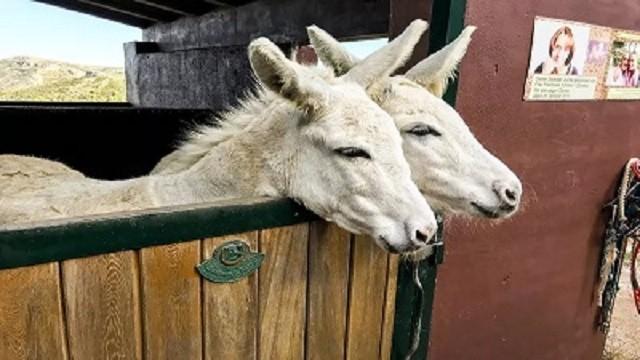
left=527, top=19, right=590, bottom=78
left=533, top=26, right=579, bottom=75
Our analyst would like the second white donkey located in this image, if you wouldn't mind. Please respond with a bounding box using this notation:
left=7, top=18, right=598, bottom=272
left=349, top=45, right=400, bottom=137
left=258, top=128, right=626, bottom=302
left=307, top=20, right=522, bottom=219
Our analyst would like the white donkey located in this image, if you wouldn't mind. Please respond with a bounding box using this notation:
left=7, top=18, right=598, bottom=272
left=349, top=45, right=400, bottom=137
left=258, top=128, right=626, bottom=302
left=306, top=21, right=522, bottom=218
left=0, top=37, right=436, bottom=254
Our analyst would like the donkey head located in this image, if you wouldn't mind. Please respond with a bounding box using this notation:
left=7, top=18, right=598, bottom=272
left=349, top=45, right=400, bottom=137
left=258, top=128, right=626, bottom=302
left=308, top=23, right=522, bottom=218
left=249, top=36, right=437, bottom=252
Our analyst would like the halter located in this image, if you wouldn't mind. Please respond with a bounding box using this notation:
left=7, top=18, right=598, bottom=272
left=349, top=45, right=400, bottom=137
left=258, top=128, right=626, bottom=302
left=597, top=158, right=640, bottom=333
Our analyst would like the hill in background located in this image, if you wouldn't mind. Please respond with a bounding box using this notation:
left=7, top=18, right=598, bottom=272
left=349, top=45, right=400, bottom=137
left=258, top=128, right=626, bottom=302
left=0, top=56, right=125, bottom=102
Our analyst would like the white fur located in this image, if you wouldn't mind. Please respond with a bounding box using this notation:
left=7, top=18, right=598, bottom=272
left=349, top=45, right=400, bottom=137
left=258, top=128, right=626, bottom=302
left=307, top=23, right=522, bottom=219
left=0, top=37, right=437, bottom=254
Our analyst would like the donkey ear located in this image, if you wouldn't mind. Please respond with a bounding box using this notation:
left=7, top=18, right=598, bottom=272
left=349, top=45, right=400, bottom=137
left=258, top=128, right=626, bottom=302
left=342, top=19, right=428, bottom=88
left=405, top=26, right=476, bottom=97
left=307, top=25, right=359, bottom=76
left=249, top=37, right=326, bottom=112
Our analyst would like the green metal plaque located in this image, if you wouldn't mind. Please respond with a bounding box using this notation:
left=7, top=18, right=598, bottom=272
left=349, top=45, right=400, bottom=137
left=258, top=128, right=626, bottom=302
left=197, top=240, right=264, bottom=283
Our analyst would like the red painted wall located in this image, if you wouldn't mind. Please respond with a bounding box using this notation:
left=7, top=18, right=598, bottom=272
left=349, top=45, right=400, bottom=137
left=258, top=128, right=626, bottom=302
left=429, top=1, right=640, bottom=359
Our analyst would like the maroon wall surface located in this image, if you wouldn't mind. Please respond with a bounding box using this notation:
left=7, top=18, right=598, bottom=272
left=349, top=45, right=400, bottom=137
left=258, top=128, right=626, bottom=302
left=429, top=1, right=640, bottom=359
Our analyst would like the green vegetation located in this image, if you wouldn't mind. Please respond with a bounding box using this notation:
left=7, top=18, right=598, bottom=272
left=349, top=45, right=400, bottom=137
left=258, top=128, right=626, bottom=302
left=0, top=56, right=125, bottom=102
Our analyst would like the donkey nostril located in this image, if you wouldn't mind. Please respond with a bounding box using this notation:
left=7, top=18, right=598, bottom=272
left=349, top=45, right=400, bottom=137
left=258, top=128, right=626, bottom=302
left=415, top=229, right=429, bottom=243
left=504, top=188, right=517, bottom=202
left=493, top=181, right=519, bottom=206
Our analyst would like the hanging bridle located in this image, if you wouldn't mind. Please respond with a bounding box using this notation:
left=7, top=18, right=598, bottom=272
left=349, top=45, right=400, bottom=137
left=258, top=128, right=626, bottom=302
left=597, top=158, right=640, bottom=332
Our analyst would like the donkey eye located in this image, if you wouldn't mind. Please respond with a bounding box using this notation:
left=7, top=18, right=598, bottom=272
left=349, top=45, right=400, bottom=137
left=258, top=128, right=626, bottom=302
left=406, top=124, right=442, bottom=137
left=334, top=147, right=371, bottom=159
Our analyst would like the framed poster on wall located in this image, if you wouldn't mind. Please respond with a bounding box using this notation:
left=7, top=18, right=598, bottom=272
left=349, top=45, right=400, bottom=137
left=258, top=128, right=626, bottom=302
left=524, top=16, right=640, bottom=101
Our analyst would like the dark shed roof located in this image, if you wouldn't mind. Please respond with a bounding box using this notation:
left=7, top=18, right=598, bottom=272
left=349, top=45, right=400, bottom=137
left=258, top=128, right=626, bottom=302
left=33, top=0, right=254, bottom=28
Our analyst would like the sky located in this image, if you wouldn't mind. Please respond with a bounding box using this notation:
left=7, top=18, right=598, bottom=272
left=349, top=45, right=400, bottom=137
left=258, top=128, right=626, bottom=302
left=0, top=0, right=141, bottom=67
left=342, top=38, right=388, bottom=59
left=0, top=0, right=385, bottom=67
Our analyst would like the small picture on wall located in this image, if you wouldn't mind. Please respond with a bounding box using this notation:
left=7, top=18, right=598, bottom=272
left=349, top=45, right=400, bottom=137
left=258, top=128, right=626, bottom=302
left=528, top=19, right=590, bottom=76
left=605, top=32, right=640, bottom=99
left=586, top=40, right=610, bottom=66
left=606, top=40, right=639, bottom=87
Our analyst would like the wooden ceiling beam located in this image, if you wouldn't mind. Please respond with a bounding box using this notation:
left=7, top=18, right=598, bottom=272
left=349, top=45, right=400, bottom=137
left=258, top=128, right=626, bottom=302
left=76, top=0, right=183, bottom=21
left=133, top=0, right=218, bottom=16
left=34, top=0, right=155, bottom=27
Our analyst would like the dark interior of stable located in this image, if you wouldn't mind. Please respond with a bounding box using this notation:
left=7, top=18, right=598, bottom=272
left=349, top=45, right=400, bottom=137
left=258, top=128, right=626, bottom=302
left=0, top=104, right=214, bottom=179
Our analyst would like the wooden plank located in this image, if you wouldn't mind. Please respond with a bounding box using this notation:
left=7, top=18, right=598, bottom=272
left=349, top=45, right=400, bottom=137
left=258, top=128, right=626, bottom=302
left=306, top=222, right=351, bottom=360
left=380, top=255, right=400, bottom=359
left=62, top=251, right=142, bottom=360
left=140, top=241, right=202, bottom=360
left=258, top=224, right=309, bottom=360
left=203, top=232, right=259, bottom=360
left=0, top=263, right=68, bottom=360
left=346, top=235, right=390, bottom=360
left=125, top=45, right=258, bottom=110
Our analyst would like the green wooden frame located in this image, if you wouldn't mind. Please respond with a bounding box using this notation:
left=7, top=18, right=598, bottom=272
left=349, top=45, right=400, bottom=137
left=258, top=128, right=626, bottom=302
left=390, top=0, right=468, bottom=358
left=0, top=197, right=316, bottom=269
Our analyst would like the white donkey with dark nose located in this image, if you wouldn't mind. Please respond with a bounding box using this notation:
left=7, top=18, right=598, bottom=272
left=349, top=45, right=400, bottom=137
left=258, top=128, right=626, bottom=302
left=307, top=20, right=522, bottom=219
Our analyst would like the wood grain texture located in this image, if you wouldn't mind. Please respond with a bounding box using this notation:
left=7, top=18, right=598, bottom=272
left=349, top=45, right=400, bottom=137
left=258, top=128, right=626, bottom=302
left=203, top=232, right=258, bottom=360
left=306, top=221, right=351, bottom=360
left=380, top=254, right=400, bottom=360
left=140, top=241, right=201, bottom=360
left=346, top=235, right=390, bottom=360
left=62, top=251, right=142, bottom=360
left=0, top=262, right=68, bottom=360
left=258, top=224, right=309, bottom=360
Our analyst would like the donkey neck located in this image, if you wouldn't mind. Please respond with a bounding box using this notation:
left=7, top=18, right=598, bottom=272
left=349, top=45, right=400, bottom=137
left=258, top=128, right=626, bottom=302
left=151, top=101, right=298, bottom=205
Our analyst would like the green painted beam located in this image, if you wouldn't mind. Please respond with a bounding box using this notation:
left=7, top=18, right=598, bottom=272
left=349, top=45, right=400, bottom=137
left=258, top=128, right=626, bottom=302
left=429, top=0, right=468, bottom=105
left=0, top=197, right=317, bottom=270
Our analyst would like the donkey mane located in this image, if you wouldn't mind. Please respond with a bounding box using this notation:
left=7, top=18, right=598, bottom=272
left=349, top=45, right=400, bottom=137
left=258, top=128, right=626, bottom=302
left=153, top=67, right=337, bottom=174
left=154, top=86, right=273, bottom=174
